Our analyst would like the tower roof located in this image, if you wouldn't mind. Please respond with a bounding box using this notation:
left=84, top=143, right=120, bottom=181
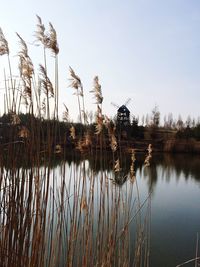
left=117, top=105, right=130, bottom=114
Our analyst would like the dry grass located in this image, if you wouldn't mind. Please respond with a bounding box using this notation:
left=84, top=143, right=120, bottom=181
left=0, top=16, right=152, bottom=267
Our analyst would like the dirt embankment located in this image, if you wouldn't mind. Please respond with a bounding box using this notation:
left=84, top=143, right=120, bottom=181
left=122, top=137, right=200, bottom=154
left=142, top=128, right=200, bottom=154
left=163, top=139, right=200, bottom=153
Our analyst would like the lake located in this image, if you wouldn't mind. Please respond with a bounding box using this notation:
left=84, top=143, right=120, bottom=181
left=137, top=154, right=200, bottom=266
left=48, top=153, right=200, bottom=266
left=1, top=152, right=200, bottom=266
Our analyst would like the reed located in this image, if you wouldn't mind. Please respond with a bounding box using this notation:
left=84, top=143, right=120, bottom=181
left=0, top=16, right=152, bottom=267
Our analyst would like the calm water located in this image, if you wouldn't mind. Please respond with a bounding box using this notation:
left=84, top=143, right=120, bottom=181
left=5, top=152, right=199, bottom=266
left=135, top=154, right=200, bottom=267
left=49, top=152, right=200, bottom=266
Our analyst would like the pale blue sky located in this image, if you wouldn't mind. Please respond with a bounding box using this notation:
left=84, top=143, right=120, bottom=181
left=1, top=0, right=200, bottom=122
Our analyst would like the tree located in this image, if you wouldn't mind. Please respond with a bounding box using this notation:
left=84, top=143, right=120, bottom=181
left=167, top=113, right=173, bottom=129
left=163, top=115, right=167, bottom=128
left=176, top=115, right=184, bottom=130
left=151, top=105, right=160, bottom=127
left=145, top=114, right=149, bottom=127
left=132, top=116, right=138, bottom=127
left=186, top=115, right=192, bottom=128
left=192, top=118, right=196, bottom=128
left=141, top=115, right=145, bottom=126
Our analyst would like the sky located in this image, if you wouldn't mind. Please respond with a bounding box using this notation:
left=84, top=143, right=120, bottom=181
left=0, top=0, right=200, bottom=123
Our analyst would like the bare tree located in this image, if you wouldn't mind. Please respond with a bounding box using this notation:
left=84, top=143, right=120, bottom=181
left=186, top=115, right=192, bottom=128
left=176, top=115, right=184, bottom=130
left=167, top=113, right=173, bottom=129
left=151, top=105, right=160, bottom=127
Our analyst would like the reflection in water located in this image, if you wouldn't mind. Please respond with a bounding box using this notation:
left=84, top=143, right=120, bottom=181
left=1, top=151, right=200, bottom=266
left=0, top=150, right=151, bottom=266
left=3, top=150, right=200, bottom=185
left=87, top=153, right=200, bottom=191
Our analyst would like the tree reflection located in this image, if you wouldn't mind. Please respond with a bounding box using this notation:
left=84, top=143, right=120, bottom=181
left=2, top=150, right=200, bottom=189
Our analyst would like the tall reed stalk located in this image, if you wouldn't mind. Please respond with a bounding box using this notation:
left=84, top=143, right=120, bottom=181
left=0, top=18, right=151, bottom=267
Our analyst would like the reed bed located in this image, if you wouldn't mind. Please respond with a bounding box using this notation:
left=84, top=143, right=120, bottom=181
left=0, top=16, right=151, bottom=267
left=0, top=156, right=151, bottom=267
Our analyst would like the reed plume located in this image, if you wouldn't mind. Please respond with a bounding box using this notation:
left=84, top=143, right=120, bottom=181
left=35, top=16, right=59, bottom=118
left=35, top=15, right=48, bottom=47
left=90, top=76, right=103, bottom=104
left=114, top=159, right=121, bottom=172
left=10, top=112, right=21, bottom=125
left=46, top=22, right=59, bottom=118
left=18, top=126, right=30, bottom=138
left=16, top=33, right=29, bottom=58
left=84, top=131, right=92, bottom=146
left=69, top=66, right=82, bottom=93
left=0, top=27, right=9, bottom=55
left=46, top=22, right=59, bottom=56
left=70, top=125, right=76, bottom=140
left=105, top=117, right=117, bottom=152
left=144, top=144, right=152, bottom=167
left=35, top=15, right=59, bottom=55
left=95, top=105, right=104, bottom=135
left=110, top=132, right=117, bottom=152
left=69, top=66, right=83, bottom=123
left=0, top=28, right=15, bottom=112
left=39, top=64, right=54, bottom=119
left=17, top=33, right=34, bottom=112
left=39, top=64, right=54, bottom=97
left=130, top=148, right=136, bottom=182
